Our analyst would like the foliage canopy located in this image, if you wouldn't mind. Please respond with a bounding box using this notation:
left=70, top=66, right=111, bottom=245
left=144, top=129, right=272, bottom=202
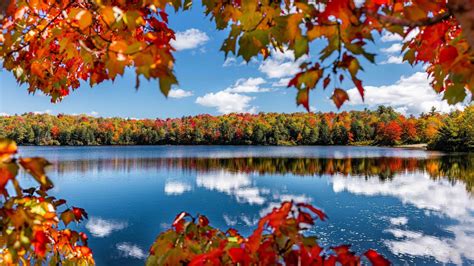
left=1, top=0, right=473, bottom=109
left=0, top=106, right=451, bottom=147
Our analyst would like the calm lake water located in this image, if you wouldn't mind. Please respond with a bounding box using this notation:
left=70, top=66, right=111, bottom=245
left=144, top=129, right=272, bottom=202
left=18, top=146, right=474, bottom=265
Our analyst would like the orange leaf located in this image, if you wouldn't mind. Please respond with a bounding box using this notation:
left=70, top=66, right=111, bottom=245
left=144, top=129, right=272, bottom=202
left=323, top=76, right=331, bottom=89
left=331, top=88, right=349, bottom=109
left=30, top=61, right=45, bottom=78
left=76, top=10, right=92, bottom=30
left=297, top=89, right=310, bottom=112
left=0, top=139, right=17, bottom=161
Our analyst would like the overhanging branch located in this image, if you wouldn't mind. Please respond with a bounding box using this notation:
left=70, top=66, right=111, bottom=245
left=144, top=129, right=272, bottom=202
left=371, top=11, right=452, bottom=27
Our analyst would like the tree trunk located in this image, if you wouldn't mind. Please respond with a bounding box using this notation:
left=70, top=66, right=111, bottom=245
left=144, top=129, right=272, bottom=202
left=448, top=0, right=474, bottom=51
left=0, top=1, right=9, bottom=17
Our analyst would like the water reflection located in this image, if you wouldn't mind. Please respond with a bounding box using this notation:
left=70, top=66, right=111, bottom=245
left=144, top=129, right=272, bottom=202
left=49, top=156, right=474, bottom=192
left=333, top=172, right=474, bottom=264
left=18, top=149, right=474, bottom=265
left=85, top=217, right=128, bottom=238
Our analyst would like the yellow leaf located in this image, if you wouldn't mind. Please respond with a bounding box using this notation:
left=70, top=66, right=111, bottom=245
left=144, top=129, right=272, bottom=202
left=100, top=6, right=115, bottom=26
left=76, top=10, right=92, bottom=30
left=287, top=14, right=304, bottom=41
left=110, top=40, right=128, bottom=54
left=307, top=25, right=337, bottom=41
left=0, top=139, right=17, bottom=161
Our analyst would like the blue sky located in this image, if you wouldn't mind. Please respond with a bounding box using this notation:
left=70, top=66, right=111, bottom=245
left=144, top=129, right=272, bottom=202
left=0, top=5, right=467, bottom=119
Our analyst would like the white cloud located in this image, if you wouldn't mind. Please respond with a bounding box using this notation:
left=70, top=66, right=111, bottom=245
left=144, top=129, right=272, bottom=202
left=224, top=77, right=269, bottom=93
left=405, top=28, right=420, bottom=41
left=234, top=187, right=265, bottom=205
left=116, top=243, right=147, bottom=260
left=389, top=216, right=408, bottom=226
left=195, top=91, right=256, bottom=114
left=381, top=55, right=404, bottom=64
left=381, top=32, right=403, bottom=42
left=223, top=57, right=237, bottom=67
left=0, top=112, right=9, bottom=116
left=171, top=29, right=209, bottom=51
left=353, top=0, right=365, bottom=7
left=346, top=72, right=468, bottom=115
left=33, top=109, right=52, bottom=115
left=168, top=88, right=193, bottom=99
left=272, top=78, right=291, bottom=87
left=240, top=214, right=259, bottom=226
left=90, top=111, right=99, bottom=116
left=259, top=48, right=308, bottom=79
left=222, top=214, right=259, bottom=227
left=197, top=170, right=266, bottom=205
left=332, top=172, right=474, bottom=264
left=164, top=181, right=192, bottom=195
left=381, top=43, right=403, bottom=54
left=197, top=170, right=251, bottom=193
left=384, top=227, right=474, bottom=264
left=86, top=217, right=127, bottom=238
left=332, top=172, right=474, bottom=220
left=223, top=214, right=237, bottom=226
left=223, top=56, right=258, bottom=67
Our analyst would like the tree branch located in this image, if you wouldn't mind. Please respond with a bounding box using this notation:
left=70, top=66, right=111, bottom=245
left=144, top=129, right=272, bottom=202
left=447, top=0, right=474, bottom=52
left=371, top=11, right=452, bottom=27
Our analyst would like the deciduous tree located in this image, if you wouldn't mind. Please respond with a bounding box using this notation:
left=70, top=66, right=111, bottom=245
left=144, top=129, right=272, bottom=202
left=1, top=0, right=473, bottom=109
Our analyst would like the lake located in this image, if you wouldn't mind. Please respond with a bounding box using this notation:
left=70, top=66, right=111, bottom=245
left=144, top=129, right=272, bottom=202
left=18, top=146, right=474, bottom=265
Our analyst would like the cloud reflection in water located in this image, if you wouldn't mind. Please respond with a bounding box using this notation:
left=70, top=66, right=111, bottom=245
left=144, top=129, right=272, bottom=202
left=332, top=173, right=474, bottom=264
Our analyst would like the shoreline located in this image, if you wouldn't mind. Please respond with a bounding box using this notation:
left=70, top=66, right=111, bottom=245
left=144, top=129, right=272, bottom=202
left=393, top=143, right=428, bottom=150
left=17, top=143, right=430, bottom=150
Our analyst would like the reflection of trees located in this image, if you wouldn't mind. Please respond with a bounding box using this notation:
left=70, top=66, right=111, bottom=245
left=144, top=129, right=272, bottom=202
left=50, top=155, right=474, bottom=191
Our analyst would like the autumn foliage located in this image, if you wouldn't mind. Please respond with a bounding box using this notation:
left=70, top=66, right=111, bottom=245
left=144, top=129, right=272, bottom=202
left=1, top=0, right=474, bottom=264
left=0, top=106, right=452, bottom=147
left=0, top=138, right=394, bottom=265
left=0, top=139, right=93, bottom=265
left=147, top=201, right=390, bottom=266
left=1, top=0, right=473, bottom=109
left=0, top=0, right=183, bottom=101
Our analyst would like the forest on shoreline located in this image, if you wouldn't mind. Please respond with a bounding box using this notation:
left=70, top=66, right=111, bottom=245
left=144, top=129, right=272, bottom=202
left=0, top=105, right=473, bottom=151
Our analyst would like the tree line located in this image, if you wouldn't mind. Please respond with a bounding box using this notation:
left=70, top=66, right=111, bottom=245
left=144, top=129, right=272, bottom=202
left=0, top=105, right=472, bottom=151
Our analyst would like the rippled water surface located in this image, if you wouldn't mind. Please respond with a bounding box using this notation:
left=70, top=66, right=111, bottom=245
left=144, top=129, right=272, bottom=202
left=19, top=146, right=474, bottom=265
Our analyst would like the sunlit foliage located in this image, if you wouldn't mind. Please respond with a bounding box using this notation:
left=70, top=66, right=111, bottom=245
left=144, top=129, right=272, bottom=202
left=429, top=105, right=474, bottom=151
left=0, top=139, right=93, bottom=265
left=1, top=1, right=473, bottom=108
left=147, top=201, right=390, bottom=265
left=0, top=106, right=452, bottom=147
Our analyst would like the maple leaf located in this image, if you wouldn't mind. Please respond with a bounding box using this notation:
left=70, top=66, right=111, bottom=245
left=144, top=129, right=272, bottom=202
left=331, top=89, right=350, bottom=109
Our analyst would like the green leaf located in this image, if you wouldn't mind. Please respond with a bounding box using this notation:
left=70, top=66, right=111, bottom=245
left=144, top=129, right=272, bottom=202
left=159, top=75, right=178, bottom=97
left=294, top=37, right=308, bottom=59
left=444, top=83, right=467, bottom=104
left=183, top=0, right=193, bottom=10
left=240, top=12, right=263, bottom=31
left=403, top=49, right=415, bottom=65
left=238, top=30, right=269, bottom=62
left=362, top=52, right=376, bottom=64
